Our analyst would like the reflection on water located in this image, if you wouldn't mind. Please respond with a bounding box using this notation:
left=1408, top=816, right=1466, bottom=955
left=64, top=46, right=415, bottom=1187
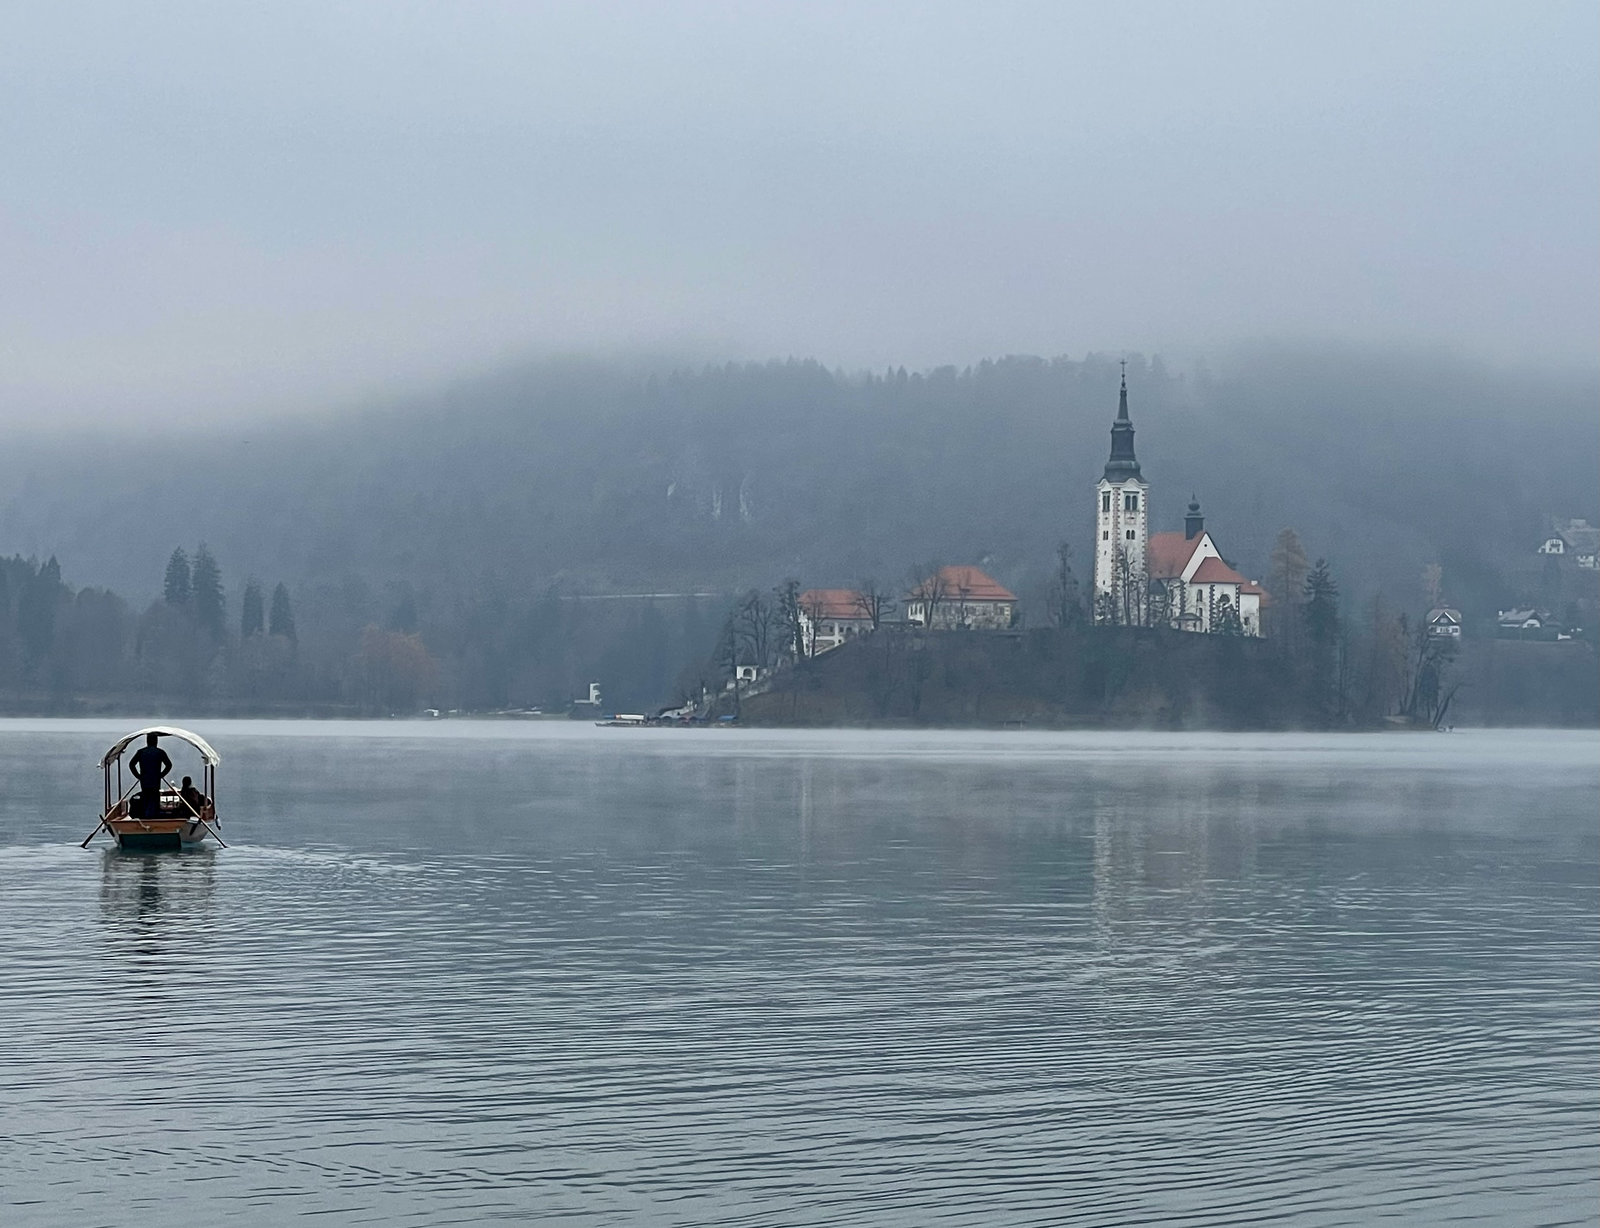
left=98, top=848, right=217, bottom=935
left=0, top=724, right=1595, bottom=1228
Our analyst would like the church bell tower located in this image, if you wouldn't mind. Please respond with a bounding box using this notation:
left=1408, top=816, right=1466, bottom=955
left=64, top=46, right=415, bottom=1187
left=1093, top=362, right=1150, bottom=621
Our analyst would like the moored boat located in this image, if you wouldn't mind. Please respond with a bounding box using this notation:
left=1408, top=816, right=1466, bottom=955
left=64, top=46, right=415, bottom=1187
left=85, top=726, right=224, bottom=851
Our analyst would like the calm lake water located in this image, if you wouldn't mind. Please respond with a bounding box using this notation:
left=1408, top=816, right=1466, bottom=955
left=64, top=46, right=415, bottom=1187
left=1, top=722, right=1595, bottom=1227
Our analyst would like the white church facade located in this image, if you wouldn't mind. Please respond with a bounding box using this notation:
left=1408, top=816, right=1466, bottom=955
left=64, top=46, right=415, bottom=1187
left=1091, top=367, right=1267, bottom=636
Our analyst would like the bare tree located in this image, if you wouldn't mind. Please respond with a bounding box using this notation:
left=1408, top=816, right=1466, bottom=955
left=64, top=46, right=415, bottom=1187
left=906, top=563, right=948, bottom=629
left=852, top=578, right=895, bottom=631
left=800, top=590, right=825, bottom=658
left=1113, top=546, right=1146, bottom=627
left=1047, top=542, right=1083, bottom=629
left=716, top=614, right=742, bottom=716
left=736, top=588, right=775, bottom=670
left=1401, top=616, right=1460, bottom=728
left=1269, top=527, right=1310, bottom=648
left=1147, top=576, right=1173, bottom=630
left=774, top=579, right=804, bottom=664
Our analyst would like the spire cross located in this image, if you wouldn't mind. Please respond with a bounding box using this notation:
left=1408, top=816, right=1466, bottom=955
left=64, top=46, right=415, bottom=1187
left=1120, top=358, right=1127, bottom=388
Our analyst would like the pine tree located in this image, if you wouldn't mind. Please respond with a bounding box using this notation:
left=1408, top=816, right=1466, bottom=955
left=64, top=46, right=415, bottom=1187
left=1302, top=558, right=1341, bottom=722
left=268, top=582, right=296, bottom=642
left=163, top=549, right=191, bottom=606
left=240, top=580, right=265, bottom=637
left=18, top=556, right=63, bottom=665
left=1213, top=594, right=1243, bottom=635
left=1303, top=559, right=1339, bottom=644
left=191, top=545, right=225, bottom=638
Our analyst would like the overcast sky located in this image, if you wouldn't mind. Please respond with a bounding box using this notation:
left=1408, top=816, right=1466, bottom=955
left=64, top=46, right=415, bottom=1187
left=2, top=1, right=1595, bottom=424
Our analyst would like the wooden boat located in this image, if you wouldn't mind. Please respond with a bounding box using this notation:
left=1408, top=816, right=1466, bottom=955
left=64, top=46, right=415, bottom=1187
left=85, top=726, right=224, bottom=851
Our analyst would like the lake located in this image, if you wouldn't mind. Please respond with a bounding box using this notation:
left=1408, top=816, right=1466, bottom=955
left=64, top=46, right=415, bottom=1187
left=1, top=722, right=1595, bottom=1226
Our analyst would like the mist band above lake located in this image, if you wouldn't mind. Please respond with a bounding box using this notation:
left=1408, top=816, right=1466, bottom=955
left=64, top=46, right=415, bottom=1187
left=1, top=723, right=1595, bottom=1227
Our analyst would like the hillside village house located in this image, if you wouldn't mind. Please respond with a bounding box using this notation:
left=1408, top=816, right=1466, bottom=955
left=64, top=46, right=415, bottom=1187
left=1426, top=607, right=1463, bottom=639
left=1092, top=365, right=1268, bottom=635
left=797, top=589, right=876, bottom=655
left=1537, top=518, right=1599, bottom=569
left=905, top=566, right=1017, bottom=630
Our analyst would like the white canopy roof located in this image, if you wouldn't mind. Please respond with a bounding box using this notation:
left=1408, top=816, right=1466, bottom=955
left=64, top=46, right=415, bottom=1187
left=100, top=726, right=221, bottom=770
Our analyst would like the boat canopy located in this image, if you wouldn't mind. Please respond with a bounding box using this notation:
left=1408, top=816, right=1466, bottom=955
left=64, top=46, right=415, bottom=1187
left=99, top=726, right=221, bottom=770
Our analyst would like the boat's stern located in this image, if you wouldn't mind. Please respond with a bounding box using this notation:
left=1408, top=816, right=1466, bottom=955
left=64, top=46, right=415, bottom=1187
left=106, top=817, right=211, bottom=851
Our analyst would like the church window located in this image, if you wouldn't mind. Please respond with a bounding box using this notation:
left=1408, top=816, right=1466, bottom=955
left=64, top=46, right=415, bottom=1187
left=1101, top=492, right=1111, bottom=513
left=1125, top=529, right=1135, bottom=540
left=1102, top=530, right=1109, bottom=540
left=1124, top=492, right=1139, bottom=512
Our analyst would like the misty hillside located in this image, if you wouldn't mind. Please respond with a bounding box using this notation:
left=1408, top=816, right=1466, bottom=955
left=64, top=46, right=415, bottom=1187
left=6, top=347, right=1594, bottom=626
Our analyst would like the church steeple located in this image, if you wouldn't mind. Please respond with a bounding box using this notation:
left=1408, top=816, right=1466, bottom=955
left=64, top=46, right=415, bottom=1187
left=1103, top=360, right=1141, bottom=481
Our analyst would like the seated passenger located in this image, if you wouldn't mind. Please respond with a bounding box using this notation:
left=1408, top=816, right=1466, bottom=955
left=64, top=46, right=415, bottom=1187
left=179, top=776, right=207, bottom=817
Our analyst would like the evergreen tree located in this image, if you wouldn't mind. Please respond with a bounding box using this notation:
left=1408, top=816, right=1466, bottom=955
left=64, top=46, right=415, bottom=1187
left=191, top=544, right=225, bottom=638
left=18, top=556, right=64, bottom=666
left=268, top=582, right=296, bottom=642
left=240, top=580, right=265, bottom=637
left=1213, top=593, right=1243, bottom=635
left=1303, top=559, right=1339, bottom=643
left=387, top=589, right=418, bottom=634
left=163, top=549, right=192, bottom=606
left=1302, top=558, right=1341, bottom=722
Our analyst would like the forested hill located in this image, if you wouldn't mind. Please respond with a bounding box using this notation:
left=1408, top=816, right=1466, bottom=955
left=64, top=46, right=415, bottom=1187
left=1, top=346, right=1596, bottom=713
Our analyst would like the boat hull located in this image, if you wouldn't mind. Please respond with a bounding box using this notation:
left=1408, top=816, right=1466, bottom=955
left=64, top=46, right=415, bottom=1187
left=106, top=818, right=211, bottom=851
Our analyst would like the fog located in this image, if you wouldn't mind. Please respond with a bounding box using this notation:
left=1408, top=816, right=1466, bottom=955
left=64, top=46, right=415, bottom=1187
left=3, top=1, right=1595, bottom=425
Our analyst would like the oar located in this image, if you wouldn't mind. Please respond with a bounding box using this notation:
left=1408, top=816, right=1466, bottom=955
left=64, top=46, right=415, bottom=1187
left=195, top=818, right=229, bottom=849
left=80, top=816, right=113, bottom=848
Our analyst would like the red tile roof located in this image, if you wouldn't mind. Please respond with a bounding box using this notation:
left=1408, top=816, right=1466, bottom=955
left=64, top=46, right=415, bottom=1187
left=1190, top=556, right=1250, bottom=585
left=1147, top=532, right=1203, bottom=579
left=799, top=589, right=872, bottom=621
left=908, top=565, right=1016, bottom=603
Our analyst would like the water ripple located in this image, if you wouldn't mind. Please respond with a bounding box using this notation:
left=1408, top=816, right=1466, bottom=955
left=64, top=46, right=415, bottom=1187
left=1, top=728, right=1596, bottom=1226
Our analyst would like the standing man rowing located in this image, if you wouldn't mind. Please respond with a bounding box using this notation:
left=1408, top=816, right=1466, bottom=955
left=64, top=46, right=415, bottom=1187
left=129, top=732, right=172, bottom=817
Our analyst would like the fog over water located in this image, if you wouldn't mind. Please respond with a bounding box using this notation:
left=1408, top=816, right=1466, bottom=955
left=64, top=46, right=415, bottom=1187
left=2, top=2, right=1596, bottom=425
left=2, top=724, right=1596, bottom=1225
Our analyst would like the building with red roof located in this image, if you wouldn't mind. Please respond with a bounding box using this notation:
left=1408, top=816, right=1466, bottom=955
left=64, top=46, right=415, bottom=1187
left=906, top=566, right=1017, bottom=630
left=797, top=588, right=878, bottom=655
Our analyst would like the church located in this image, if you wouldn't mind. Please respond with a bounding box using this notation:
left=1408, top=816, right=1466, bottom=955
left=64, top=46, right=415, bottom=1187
left=1091, top=366, right=1267, bottom=635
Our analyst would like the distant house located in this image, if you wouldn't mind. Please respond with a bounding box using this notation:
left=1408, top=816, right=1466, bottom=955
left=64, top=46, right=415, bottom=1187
left=1496, top=608, right=1562, bottom=640
left=905, top=566, right=1016, bottom=630
left=1426, top=607, right=1463, bottom=639
left=1538, top=518, right=1600, bottom=569
left=797, top=589, right=876, bottom=656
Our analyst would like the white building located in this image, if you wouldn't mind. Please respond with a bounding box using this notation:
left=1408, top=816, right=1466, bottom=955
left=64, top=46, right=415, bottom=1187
left=1426, top=607, right=1464, bottom=639
left=1091, top=368, right=1267, bottom=636
left=797, top=589, right=876, bottom=655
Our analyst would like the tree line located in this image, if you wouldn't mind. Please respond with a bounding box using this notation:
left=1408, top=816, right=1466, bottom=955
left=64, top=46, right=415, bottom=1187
left=0, top=548, right=726, bottom=716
